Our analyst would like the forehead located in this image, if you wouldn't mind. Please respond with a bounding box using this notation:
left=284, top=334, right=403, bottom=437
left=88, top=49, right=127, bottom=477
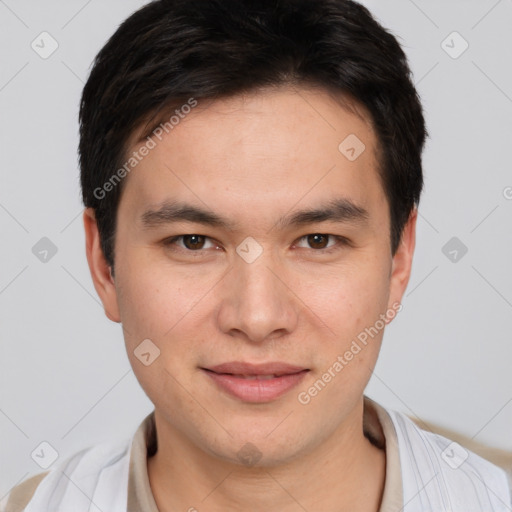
left=118, top=86, right=386, bottom=228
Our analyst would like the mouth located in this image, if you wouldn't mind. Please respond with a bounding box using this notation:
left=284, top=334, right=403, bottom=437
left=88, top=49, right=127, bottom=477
left=201, top=362, right=309, bottom=403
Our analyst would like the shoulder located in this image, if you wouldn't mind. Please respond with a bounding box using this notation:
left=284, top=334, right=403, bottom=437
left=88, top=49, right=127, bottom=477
left=1, top=472, right=49, bottom=512
left=384, top=405, right=512, bottom=509
left=1, top=439, right=131, bottom=512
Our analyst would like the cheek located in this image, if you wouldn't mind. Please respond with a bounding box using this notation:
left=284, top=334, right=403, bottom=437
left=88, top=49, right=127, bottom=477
left=115, top=260, right=212, bottom=381
left=296, top=265, right=390, bottom=415
left=116, top=268, right=203, bottom=412
left=115, top=259, right=197, bottom=342
left=304, top=255, right=391, bottom=338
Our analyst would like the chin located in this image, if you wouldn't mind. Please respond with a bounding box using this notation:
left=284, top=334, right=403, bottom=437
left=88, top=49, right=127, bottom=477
left=200, top=427, right=311, bottom=469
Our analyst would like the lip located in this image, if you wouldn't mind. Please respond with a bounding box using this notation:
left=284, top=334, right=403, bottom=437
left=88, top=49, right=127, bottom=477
left=201, top=361, right=309, bottom=403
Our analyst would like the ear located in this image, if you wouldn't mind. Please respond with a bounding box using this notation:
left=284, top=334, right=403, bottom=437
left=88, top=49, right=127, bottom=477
left=387, top=209, right=417, bottom=316
left=83, top=208, right=121, bottom=323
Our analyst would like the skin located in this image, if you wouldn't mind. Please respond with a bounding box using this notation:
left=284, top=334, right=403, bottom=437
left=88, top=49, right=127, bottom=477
left=84, top=85, right=416, bottom=512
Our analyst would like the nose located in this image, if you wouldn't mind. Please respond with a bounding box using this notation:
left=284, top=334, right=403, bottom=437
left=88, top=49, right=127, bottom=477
left=216, top=247, right=299, bottom=344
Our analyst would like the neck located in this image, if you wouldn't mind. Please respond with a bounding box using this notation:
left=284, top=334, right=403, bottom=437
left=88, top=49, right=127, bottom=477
left=147, top=398, right=386, bottom=512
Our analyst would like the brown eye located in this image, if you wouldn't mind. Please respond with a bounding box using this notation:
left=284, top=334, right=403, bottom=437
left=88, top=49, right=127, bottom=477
left=181, top=234, right=206, bottom=250
left=294, top=234, right=349, bottom=254
left=306, top=234, right=330, bottom=249
left=163, top=234, right=216, bottom=252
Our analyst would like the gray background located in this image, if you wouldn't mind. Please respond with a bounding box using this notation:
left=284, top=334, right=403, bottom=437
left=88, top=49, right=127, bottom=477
left=1, top=0, right=511, bottom=494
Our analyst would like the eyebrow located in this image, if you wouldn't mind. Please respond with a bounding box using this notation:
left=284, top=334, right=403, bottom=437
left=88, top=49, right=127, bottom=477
left=139, top=197, right=369, bottom=231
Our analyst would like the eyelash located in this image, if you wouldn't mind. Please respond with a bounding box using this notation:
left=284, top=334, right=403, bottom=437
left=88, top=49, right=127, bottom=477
left=162, top=234, right=350, bottom=255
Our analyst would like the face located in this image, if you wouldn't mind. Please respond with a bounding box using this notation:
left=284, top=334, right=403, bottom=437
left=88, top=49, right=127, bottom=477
left=85, top=85, right=416, bottom=466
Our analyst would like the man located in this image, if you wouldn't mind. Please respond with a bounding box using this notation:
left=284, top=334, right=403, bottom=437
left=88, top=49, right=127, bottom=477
left=3, top=0, right=511, bottom=511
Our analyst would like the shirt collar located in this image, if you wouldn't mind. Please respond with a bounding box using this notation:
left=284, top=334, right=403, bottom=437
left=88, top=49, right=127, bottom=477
left=127, top=396, right=403, bottom=511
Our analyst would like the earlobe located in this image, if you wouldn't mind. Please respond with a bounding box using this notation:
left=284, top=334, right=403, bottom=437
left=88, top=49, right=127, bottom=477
left=387, top=209, right=417, bottom=313
left=83, top=208, right=121, bottom=323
